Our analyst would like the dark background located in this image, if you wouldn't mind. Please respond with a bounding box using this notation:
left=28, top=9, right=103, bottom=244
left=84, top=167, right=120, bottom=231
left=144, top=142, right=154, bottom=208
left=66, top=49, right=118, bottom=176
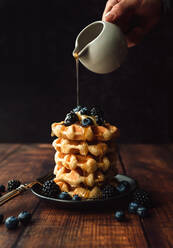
left=0, top=0, right=172, bottom=143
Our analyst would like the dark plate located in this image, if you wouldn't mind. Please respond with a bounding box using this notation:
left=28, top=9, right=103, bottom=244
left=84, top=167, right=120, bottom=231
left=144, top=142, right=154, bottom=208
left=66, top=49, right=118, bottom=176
left=31, top=174, right=137, bottom=209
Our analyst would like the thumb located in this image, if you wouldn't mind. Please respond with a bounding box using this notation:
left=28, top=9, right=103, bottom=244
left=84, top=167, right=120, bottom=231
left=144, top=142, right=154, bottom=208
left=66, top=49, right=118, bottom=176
left=126, top=27, right=146, bottom=47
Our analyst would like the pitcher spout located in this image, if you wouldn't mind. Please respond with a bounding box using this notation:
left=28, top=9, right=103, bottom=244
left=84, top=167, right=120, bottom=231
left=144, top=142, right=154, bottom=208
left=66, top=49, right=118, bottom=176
left=72, top=47, right=80, bottom=59
left=72, top=45, right=87, bottom=59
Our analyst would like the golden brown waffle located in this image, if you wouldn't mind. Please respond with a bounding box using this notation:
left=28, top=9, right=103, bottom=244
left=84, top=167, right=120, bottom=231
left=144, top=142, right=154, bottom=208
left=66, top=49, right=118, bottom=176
left=54, top=180, right=102, bottom=199
left=54, top=163, right=117, bottom=188
left=52, top=138, right=108, bottom=156
left=54, top=151, right=113, bottom=174
left=54, top=166, right=95, bottom=187
left=51, top=122, right=119, bottom=141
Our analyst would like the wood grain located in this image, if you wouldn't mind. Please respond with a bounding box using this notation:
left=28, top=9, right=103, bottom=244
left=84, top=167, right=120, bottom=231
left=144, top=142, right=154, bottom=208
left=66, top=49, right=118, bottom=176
left=0, top=144, right=173, bottom=248
left=119, top=144, right=173, bottom=248
left=0, top=144, right=54, bottom=248
left=11, top=144, right=148, bottom=248
left=0, top=144, right=21, bottom=165
left=14, top=202, right=148, bottom=248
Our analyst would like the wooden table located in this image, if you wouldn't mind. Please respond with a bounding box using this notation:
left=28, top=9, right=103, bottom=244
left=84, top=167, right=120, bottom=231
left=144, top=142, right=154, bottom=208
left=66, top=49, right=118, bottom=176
left=0, top=144, right=173, bottom=248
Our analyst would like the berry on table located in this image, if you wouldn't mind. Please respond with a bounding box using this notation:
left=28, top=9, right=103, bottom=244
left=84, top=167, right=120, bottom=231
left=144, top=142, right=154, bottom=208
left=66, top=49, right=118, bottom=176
left=0, top=184, right=5, bottom=193
left=115, top=210, right=125, bottom=221
left=64, top=112, right=79, bottom=126
left=5, top=216, right=19, bottom=230
left=58, top=192, right=71, bottom=200
left=116, top=181, right=130, bottom=193
left=18, top=211, right=32, bottom=225
left=72, top=195, right=81, bottom=201
left=42, top=180, right=60, bottom=197
left=80, top=107, right=89, bottom=115
left=133, top=189, right=152, bottom=208
left=128, top=202, right=139, bottom=214
left=136, top=206, right=148, bottom=218
left=102, top=184, right=117, bottom=199
left=0, top=214, right=4, bottom=224
left=7, top=180, right=21, bottom=191
left=81, top=118, right=93, bottom=127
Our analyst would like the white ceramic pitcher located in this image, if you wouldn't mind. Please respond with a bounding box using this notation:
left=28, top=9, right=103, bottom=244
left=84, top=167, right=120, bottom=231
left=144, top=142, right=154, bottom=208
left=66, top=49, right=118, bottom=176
left=73, top=21, right=128, bottom=74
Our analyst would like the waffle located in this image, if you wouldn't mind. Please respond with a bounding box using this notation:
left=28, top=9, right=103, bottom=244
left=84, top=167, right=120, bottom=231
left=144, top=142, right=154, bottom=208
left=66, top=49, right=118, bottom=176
left=52, top=138, right=108, bottom=156
left=54, top=151, right=113, bottom=173
left=51, top=122, right=119, bottom=141
left=51, top=107, right=120, bottom=199
left=54, top=162, right=117, bottom=188
left=54, top=180, right=102, bottom=199
left=54, top=166, right=99, bottom=187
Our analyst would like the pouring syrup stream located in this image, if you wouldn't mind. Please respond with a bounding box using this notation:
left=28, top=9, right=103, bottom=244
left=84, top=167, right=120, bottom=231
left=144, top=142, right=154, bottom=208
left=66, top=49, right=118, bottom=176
left=73, top=52, right=80, bottom=106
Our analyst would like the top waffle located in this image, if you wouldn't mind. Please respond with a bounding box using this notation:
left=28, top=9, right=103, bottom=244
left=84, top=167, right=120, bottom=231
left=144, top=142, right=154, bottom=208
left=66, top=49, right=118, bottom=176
left=51, top=122, right=119, bottom=141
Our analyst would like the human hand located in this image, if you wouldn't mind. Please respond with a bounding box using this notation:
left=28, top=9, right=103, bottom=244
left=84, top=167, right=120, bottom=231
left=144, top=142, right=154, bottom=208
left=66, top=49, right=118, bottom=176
left=102, top=0, right=162, bottom=47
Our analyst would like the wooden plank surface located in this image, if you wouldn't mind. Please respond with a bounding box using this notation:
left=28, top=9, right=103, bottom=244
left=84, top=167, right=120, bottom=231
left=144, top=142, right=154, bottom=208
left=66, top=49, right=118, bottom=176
left=119, top=144, right=173, bottom=248
left=0, top=144, right=54, bottom=248
left=0, top=144, right=173, bottom=248
left=0, top=144, right=21, bottom=164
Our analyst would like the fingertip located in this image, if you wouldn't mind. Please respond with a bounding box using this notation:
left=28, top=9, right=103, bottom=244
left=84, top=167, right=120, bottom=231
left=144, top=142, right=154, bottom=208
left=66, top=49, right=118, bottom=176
left=104, top=13, right=115, bottom=23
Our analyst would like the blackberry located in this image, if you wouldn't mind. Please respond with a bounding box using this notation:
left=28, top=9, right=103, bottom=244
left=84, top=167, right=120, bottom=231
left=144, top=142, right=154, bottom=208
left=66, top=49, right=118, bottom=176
left=5, top=216, right=19, bottom=230
left=58, top=192, right=71, bottom=200
left=73, top=105, right=82, bottom=113
left=115, top=210, right=125, bottom=221
left=81, top=118, right=93, bottom=127
left=42, top=180, right=60, bottom=197
left=80, top=107, right=89, bottom=115
left=8, top=180, right=21, bottom=191
left=136, top=206, right=148, bottom=218
left=133, top=189, right=152, bottom=208
left=18, top=211, right=32, bottom=225
left=64, top=112, right=78, bottom=126
left=101, top=184, right=117, bottom=199
left=90, top=106, right=103, bottom=117
left=0, top=184, right=5, bottom=193
left=95, top=115, right=104, bottom=126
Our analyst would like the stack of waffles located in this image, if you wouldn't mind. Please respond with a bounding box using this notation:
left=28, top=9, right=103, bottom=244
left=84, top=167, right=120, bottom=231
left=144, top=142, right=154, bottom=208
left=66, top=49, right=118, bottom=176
left=51, top=108, right=120, bottom=199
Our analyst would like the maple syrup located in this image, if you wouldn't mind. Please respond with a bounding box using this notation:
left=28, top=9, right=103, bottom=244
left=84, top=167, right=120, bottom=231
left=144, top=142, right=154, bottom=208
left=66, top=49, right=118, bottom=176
left=73, top=52, right=80, bottom=106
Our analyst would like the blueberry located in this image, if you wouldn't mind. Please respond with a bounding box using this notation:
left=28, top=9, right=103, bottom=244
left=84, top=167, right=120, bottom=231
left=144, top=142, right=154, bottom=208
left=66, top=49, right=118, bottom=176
left=80, top=107, right=89, bottom=115
left=0, top=184, right=5, bottom=193
left=116, top=181, right=129, bottom=193
left=64, top=112, right=78, bottom=126
left=136, top=206, right=148, bottom=218
left=72, top=195, right=81, bottom=201
left=0, top=214, right=4, bottom=224
left=58, top=192, right=71, bottom=200
left=128, top=202, right=139, bottom=214
left=18, top=211, right=32, bottom=225
left=95, top=115, right=104, bottom=126
left=5, top=216, right=19, bottom=230
left=73, top=106, right=82, bottom=113
left=81, top=118, right=93, bottom=127
left=115, top=210, right=125, bottom=221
